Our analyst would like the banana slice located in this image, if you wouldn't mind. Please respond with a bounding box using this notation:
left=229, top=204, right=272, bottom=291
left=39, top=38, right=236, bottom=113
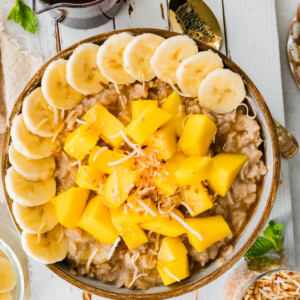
left=0, top=292, right=12, bottom=300
left=9, top=145, right=55, bottom=181
left=21, top=224, right=68, bottom=264
left=66, top=43, right=109, bottom=95
left=150, top=35, right=198, bottom=84
left=41, top=59, right=83, bottom=110
left=198, top=69, right=246, bottom=114
left=13, top=202, right=58, bottom=234
left=5, top=167, right=56, bottom=207
left=11, top=115, right=57, bottom=159
left=97, top=32, right=135, bottom=85
left=123, top=33, right=164, bottom=82
left=23, top=88, right=63, bottom=137
left=0, top=258, right=16, bottom=293
left=176, top=50, right=224, bottom=97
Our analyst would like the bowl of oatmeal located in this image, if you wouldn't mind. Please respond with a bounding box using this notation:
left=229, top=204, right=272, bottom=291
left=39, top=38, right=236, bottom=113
left=1, top=28, right=280, bottom=299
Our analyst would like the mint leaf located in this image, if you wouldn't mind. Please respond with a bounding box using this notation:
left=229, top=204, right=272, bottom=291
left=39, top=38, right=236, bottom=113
left=263, top=220, right=283, bottom=252
left=244, top=237, right=274, bottom=258
left=8, top=0, right=38, bottom=34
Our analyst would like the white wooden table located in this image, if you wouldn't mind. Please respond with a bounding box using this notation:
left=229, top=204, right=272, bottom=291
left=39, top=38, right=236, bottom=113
left=2, top=0, right=300, bottom=299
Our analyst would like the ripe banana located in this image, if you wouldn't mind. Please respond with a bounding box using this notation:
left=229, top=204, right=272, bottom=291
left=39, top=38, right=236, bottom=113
left=9, top=145, right=55, bottom=181
left=123, top=33, right=164, bottom=82
left=22, top=88, right=63, bottom=137
left=66, top=43, right=109, bottom=95
left=5, top=167, right=56, bottom=207
left=176, top=50, right=223, bottom=97
left=150, top=35, right=198, bottom=84
left=21, top=224, right=68, bottom=264
left=198, top=69, right=246, bottom=114
left=13, top=201, right=58, bottom=234
left=11, top=115, right=57, bottom=159
left=97, top=32, right=135, bottom=85
left=0, top=258, right=16, bottom=293
left=41, top=59, right=83, bottom=110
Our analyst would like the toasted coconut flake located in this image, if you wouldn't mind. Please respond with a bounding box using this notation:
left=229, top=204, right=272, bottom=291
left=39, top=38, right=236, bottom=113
left=76, top=119, right=88, bottom=125
left=93, top=147, right=108, bottom=162
left=182, top=112, right=193, bottom=130
left=70, top=160, right=81, bottom=171
left=163, top=267, right=180, bottom=282
left=137, top=199, right=157, bottom=217
left=245, top=96, right=257, bottom=119
left=108, top=150, right=137, bottom=166
left=181, top=201, right=194, bottom=216
left=167, top=78, right=191, bottom=98
left=86, top=248, right=98, bottom=273
left=35, top=117, right=49, bottom=132
left=107, top=237, right=121, bottom=261
left=125, top=183, right=135, bottom=194
left=137, top=186, right=155, bottom=195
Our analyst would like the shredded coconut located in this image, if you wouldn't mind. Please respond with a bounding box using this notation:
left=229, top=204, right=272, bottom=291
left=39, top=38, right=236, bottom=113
left=35, top=117, right=49, bottom=132
left=163, top=267, right=180, bottom=282
left=107, top=237, right=121, bottom=261
left=86, top=248, right=98, bottom=273
left=167, top=78, right=191, bottom=98
left=93, top=147, right=108, bottom=162
left=76, top=119, right=88, bottom=125
left=108, top=150, right=137, bottom=166
left=137, top=186, right=155, bottom=195
left=137, top=199, right=157, bottom=217
left=181, top=201, right=194, bottom=216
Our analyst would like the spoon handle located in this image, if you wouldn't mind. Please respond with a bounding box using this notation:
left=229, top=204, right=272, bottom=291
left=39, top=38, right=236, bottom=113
left=273, top=118, right=298, bottom=158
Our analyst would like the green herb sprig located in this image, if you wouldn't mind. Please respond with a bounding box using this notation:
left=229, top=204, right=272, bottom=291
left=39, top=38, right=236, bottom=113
left=8, top=0, right=38, bottom=34
left=244, top=220, right=283, bottom=258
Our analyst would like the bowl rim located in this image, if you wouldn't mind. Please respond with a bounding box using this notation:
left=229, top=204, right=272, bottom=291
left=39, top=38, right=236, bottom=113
left=1, top=28, right=281, bottom=299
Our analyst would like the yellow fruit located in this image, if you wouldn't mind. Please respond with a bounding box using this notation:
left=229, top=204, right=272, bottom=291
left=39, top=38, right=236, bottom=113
left=0, top=292, right=11, bottom=300
left=125, top=104, right=172, bottom=145
left=102, top=168, right=136, bottom=209
left=83, top=103, right=125, bottom=148
left=157, top=255, right=189, bottom=285
left=0, top=258, right=16, bottom=293
left=185, top=215, right=232, bottom=252
left=175, top=156, right=213, bottom=187
left=75, top=165, right=103, bottom=191
left=178, top=114, right=217, bottom=156
left=121, top=224, right=148, bottom=250
left=145, top=125, right=177, bottom=160
left=52, top=187, right=89, bottom=230
left=77, top=195, right=119, bottom=244
left=207, top=153, right=247, bottom=197
left=180, top=182, right=213, bottom=217
left=158, top=237, right=188, bottom=265
left=140, top=209, right=185, bottom=237
left=161, top=91, right=186, bottom=136
left=131, top=100, right=158, bottom=119
left=89, top=146, right=134, bottom=174
left=64, top=124, right=101, bottom=161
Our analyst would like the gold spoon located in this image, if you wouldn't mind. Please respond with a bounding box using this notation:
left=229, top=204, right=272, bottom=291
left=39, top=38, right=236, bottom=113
left=168, top=0, right=298, bottom=159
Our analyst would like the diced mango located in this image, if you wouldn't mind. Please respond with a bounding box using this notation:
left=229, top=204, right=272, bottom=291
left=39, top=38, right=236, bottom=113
left=161, top=92, right=186, bottom=136
left=158, top=237, right=188, bottom=265
left=111, top=198, right=158, bottom=232
left=121, top=224, right=148, bottom=250
left=165, top=153, right=187, bottom=182
left=89, top=146, right=134, bottom=174
left=185, top=215, right=232, bottom=253
left=145, top=125, right=177, bottom=160
left=125, top=104, right=172, bottom=145
left=207, top=153, right=248, bottom=197
left=178, top=114, right=217, bottom=156
left=102, top=168, right=136, bottom=209
left=131, top=100, right=158, bottom=119
left=83, top=103, right=125, bottom=148
left=52, top=187, right=89, bottom=230
left=75, top=165, right=103, bottom=191
left=64, top=124, right=101, bottom=161
left=77, top=195, right=119, bottom=244
left=180, top=182, right=213, bottom=217
left=157, top=255, right=190, bottom=285
left=175, top=156, right=213, bottom=187
left=140, top=209, right=185, bottom=237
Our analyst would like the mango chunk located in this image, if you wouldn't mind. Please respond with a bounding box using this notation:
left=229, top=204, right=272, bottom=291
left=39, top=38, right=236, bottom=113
left=140, top=209, right=185, bottom=237
left=207, top=153, right=247, bottom=197
left=125, top=104, right=172, bottom=145
left=75, top=165, right=103, bottom=191
left=77, top=195, right=119, bottom=244
left=185, top=215, right=232, bottom=253
left=131, top=100, right=158, bottom=119
left=89, top=146, right=134, bottom=174
left=157, top=255, right=189, bottom=285
left=175, top=156, right=213, bottom=187
left=161, top=92, right=186, bottom=136
left=145, top=125, right=177, bottom=160
left=180, top=182, right=213, bottom=217
left=121, top=224, right=148, bottom=250
left=158, top=237, right=188, bottom=265
left=52, top=187, right=89, bottom=229
left=64, top=124, right=101, bottom=161
left=178, top=114, right=217, bottom=156
left=102, top=168, right=136, bottom=209
left=111, top=198, right=158, bottom=232
left=83, top=103, right=125, bottom=148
